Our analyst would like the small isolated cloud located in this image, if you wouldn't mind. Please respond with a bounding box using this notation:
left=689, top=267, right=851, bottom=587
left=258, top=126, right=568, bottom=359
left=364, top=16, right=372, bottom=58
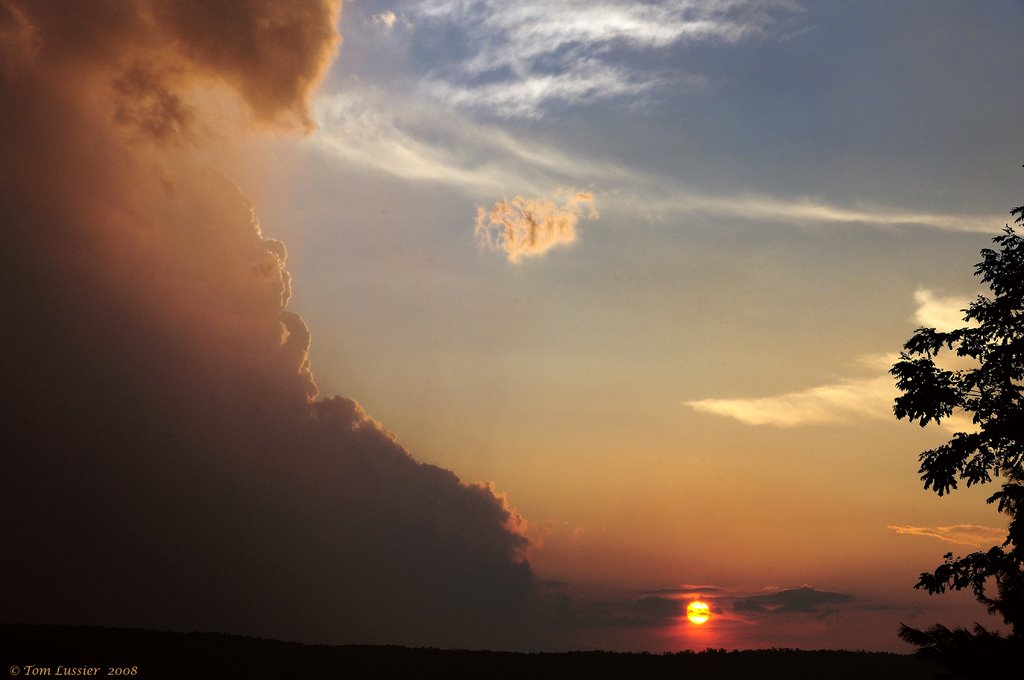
left=889, top=524, right=1006, bottom=548
left=913, top=288, right=970, bottom=332
left=476, top=189, right=597, bottom=263
left=733, top=586, right=855, bottom=616
left=373, top=11, right=397, bottom=31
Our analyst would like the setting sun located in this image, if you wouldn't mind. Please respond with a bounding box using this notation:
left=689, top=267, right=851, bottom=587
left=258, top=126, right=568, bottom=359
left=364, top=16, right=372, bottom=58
left=686, top=601, right=711, bottom=625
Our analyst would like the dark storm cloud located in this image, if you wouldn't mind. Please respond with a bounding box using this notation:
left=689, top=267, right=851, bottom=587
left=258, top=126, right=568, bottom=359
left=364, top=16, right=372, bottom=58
left=7, top=0, right=339, bottom=129
left=151, top=0, right=341, bottom=129
left=550, top=595, right=683, bottom=630
left=0, top=0, right=547, bottom=649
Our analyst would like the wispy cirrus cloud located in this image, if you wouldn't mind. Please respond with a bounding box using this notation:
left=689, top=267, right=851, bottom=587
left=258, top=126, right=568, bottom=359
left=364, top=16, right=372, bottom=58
left=311, top=88, right=621, bottom=197
left=888, top=524, right=1005, bottom=548
left=410, top=0, right=800, bottom=118
left=644, top=192, right=1004, bottom=233
left=311, top=90, right=1002, bottom=236
left=425, top=60, right=661, bottom=120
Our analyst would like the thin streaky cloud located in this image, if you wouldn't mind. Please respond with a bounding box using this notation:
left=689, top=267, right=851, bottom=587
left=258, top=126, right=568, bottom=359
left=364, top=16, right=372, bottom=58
left=685, top=352, right=895, bottom=427
left=686, top=373, right=896, bottom=427
left=313, top=96, right=512, bottom=192
left=645, top=191, right=1006, bottom=233
left=685, top=289, right=992, bottom=429
left=312, top=91, right=1001, bottom=236
left=311, top=89, right=627, bottom=197
left=684, top=365, right=971, bottom=430
left=888, top=524, right=1006, bottom=548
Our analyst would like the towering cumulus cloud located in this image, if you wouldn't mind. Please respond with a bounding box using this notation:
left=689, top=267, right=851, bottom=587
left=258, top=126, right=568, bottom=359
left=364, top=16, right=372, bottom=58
left=0, top=0, right=540, bottom=648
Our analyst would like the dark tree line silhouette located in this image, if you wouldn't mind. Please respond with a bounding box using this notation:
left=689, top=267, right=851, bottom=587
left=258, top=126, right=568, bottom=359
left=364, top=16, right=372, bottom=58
left=1, top=624, right=941, bottom=680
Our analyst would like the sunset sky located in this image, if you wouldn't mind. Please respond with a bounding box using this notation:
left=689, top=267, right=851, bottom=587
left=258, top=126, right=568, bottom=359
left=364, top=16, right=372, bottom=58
left=4, top=0, right=1024, bottom=654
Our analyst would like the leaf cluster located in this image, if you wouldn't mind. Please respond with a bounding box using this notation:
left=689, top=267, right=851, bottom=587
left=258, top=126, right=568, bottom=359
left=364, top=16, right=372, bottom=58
left=898, top=622, right=1017, bottom=679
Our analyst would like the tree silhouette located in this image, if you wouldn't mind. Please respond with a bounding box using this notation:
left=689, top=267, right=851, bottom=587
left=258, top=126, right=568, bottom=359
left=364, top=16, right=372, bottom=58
left=891, top=199, right=1024, bottom=672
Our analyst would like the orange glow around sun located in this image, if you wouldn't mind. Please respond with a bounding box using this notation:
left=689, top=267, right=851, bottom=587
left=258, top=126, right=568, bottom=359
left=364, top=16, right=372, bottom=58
left=686, top=600, right=711, bottom=625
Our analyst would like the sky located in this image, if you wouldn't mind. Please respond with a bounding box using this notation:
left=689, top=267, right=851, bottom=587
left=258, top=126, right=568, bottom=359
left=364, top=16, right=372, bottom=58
left=3, top=0, right=1024, bottom=654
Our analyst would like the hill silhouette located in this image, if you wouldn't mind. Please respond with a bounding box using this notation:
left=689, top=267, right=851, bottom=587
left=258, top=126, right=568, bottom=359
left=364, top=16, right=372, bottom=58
left=2, top=624, right=941, bottom=679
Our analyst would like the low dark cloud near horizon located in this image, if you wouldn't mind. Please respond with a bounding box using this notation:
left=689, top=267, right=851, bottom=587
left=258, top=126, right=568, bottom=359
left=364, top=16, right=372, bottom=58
left=645, top=586, right=724, bottom=596
left=0, top=0, right=550, bottom=649
left=732, top=587, right=856, bottom=617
